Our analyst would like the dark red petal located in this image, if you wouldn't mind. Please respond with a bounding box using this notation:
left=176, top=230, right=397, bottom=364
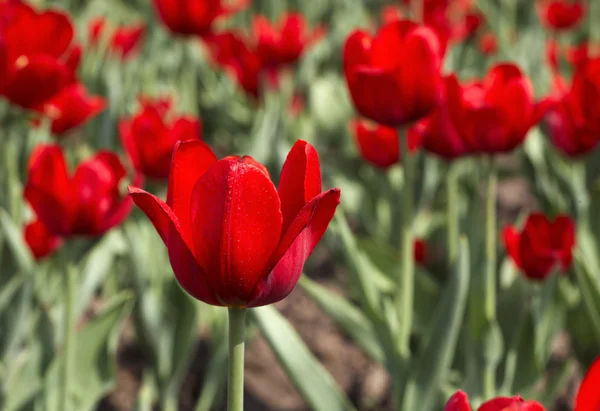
left=551, top=215, right=575, bottom=270
left=350, top=67, right=406, bottom=126
left=166, top=140, right=217, bottom=240
left=575, top=356, right=600, bottom=411
left=278, top=140, right=322, bottom=233
left=343, top=30, right=372, bottom=80
left=190, top=157, right=283, bottom=306
left=44, top=83, right=106, bottom=134
left=444, top=390, right=471, bottom=411
left=502, top=226, right=523, bottom=269
left=24, top=144, right=73, bottom=235
left=129, top=187, right=219, bottom=305
left=249, top=188, right=340, bottom=307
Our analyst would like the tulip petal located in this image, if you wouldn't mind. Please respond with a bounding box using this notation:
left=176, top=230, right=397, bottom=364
left=249, top=188, right=340, bottom=307
left=352, top=119, right=400, bottom=168
left=502, top=226, right=523, bottom=269
left=278, top=140, right=322, bottom=233
left=129, top=187, right=219, bottom=305
left=190, top=157, right=283, bottom=306
left=166, top=140, right=217, bottom=239
left=444, top=391, right=471, bottom=411
left=478, top=396, right=523, bottom=411
left=575, top=356, right=600, bottom=411
left=25, top=218, right=62, bottom=260
left=24, top=144, right=73, bottom=235
left=551, top=215, right=575, bottom=270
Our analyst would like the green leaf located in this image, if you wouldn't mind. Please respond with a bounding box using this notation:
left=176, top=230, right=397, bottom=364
left=0, top=209, right=33, bottom=276
left=403, top=238, right=471, bottom=411
left=573, top=253, right=600, bottom=344
left=299, top=276, right=384, bottom=362
left=533, top=273, right=565, bottom=366
left=43, top=292, right=133, bottom=411
left=193, top=319, right=228, bottom=411
left=252, top=306, right=357, bottom=411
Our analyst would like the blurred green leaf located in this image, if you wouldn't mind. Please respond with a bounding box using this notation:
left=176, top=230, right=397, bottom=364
left=252, top=305, right=357, bottom=411
left=0, top=209, right=33, bottom=276
left=299, top=276, right=384, bottom=362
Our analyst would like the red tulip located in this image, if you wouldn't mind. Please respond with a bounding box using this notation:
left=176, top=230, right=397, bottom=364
left=129, top=140, right=340, bottom=307
left=503, top=213, right=575, bottom=281
left=252, top=13, right=324, bottom=70
left=0, top=2, right=79, bottom=109
left=419, top=74, right=472, bottom=160
left=88, top=17, right=106, bottom=45
left=343, top=20, right=443, bottom=127
left=24, top=218, right=62, bottom=260
left=152, top=0, right=249, bottom=37
left=351, top=119, right=422, bottom=168
left=39, top=83, right=106, bottom=135
left=537, top=0, right=585, bottom=31
left=542, top=56, right=600, bottom=157
left=478, top=32, right=497, bottom=55
left=414, top=239, right=427, bottom=266
left=445, top=390, right=546, bottom=411
left=206, top=32, right=262, bottom=98
left=24, top=145, right=139, bottom=237
left=454, top=63, right=537, bottom=154
left=110, top=23, right=146, bottom=59
left=575, top=356, right=600, bottom=411
left=120, top=96, right=202, bottom=180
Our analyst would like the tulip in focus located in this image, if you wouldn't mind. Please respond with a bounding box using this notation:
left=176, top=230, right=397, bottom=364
left=0, top=2, right=80, bottom=109
left=129, top=140, right=340, bottom=307
left=536, top=0, right=585, bottom=31
left=444, top=390, right=545, bottom=411
left=24, top=145, right=139, bottom=237
left=351, top=119, right=422, bottom=168
left=343, top=20, right=443, bottom=127
left=252, top=13, right=324, bottom=72
left=24, top=218, right=63, bottom=260
left=503, top=213, right=575, bottom=281
left=152, top=0, right=249, bottom=37
left=120, top=96, right=202, bottom=179
left=40, top=83, right=106, bottom=135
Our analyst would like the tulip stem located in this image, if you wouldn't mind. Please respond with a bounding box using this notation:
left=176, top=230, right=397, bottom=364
left=59, top=265, right=77, bottom=411
left=398, top=128, right=415, bottom=360
left=227, top=307, right=246, bottom=411
left=483, top=160, right=498, bottom=398
left=447, top=164, right=459, bottom=264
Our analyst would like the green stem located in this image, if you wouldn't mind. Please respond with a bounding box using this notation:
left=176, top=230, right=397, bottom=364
left=227, top=308, right=246, bottom=411
left=447, top=164, right=459, bottom=264
left=483, top=161, right=497, bottom=399
left=398, top=128, right=415, bottom=360
left=59, top=266, right=77, bottom=411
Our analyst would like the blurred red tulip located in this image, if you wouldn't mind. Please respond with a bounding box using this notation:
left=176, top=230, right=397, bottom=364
left=40, top=83, right=105, bottom=135
left=542, top=56, right=600, bottom=156
left=206, top=32, right=262, bottom=98
left=457, top=63, right=538, bottom=153
left=575, top=356, right=600, bottom=411
left=24, top=145, right=139, bottom=237
left=503, top=213, right=575, bottom=281
left=88, top=17, right=106, bottom=45
left=478, top=32, right=497, bottom=55
left=120, top=96, right=202, bottom=180
left=24, top=218, right=62, bottom=260
left=252, top=13, right=324, bottom=70
left=414, top=239, right=427, bottom=265
left=152, top=0, right=249, bottom=37
left=0, top=2, right=79, bottom=109
left=351, top=119, right=422, bottom=168
left=419, top=74, right=472, bottom=160
left=445, top=390, right=546, bottom=411
left=110, top=23, right=146, bottom=59
left=537, top=0, right=585, bottom=31
left=343, top=20, right=443, bottom=127
left=129, top=140, right=340, bottom=307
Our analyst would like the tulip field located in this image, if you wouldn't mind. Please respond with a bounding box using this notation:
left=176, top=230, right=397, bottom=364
left=2, top=0, right=600, bottom=410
